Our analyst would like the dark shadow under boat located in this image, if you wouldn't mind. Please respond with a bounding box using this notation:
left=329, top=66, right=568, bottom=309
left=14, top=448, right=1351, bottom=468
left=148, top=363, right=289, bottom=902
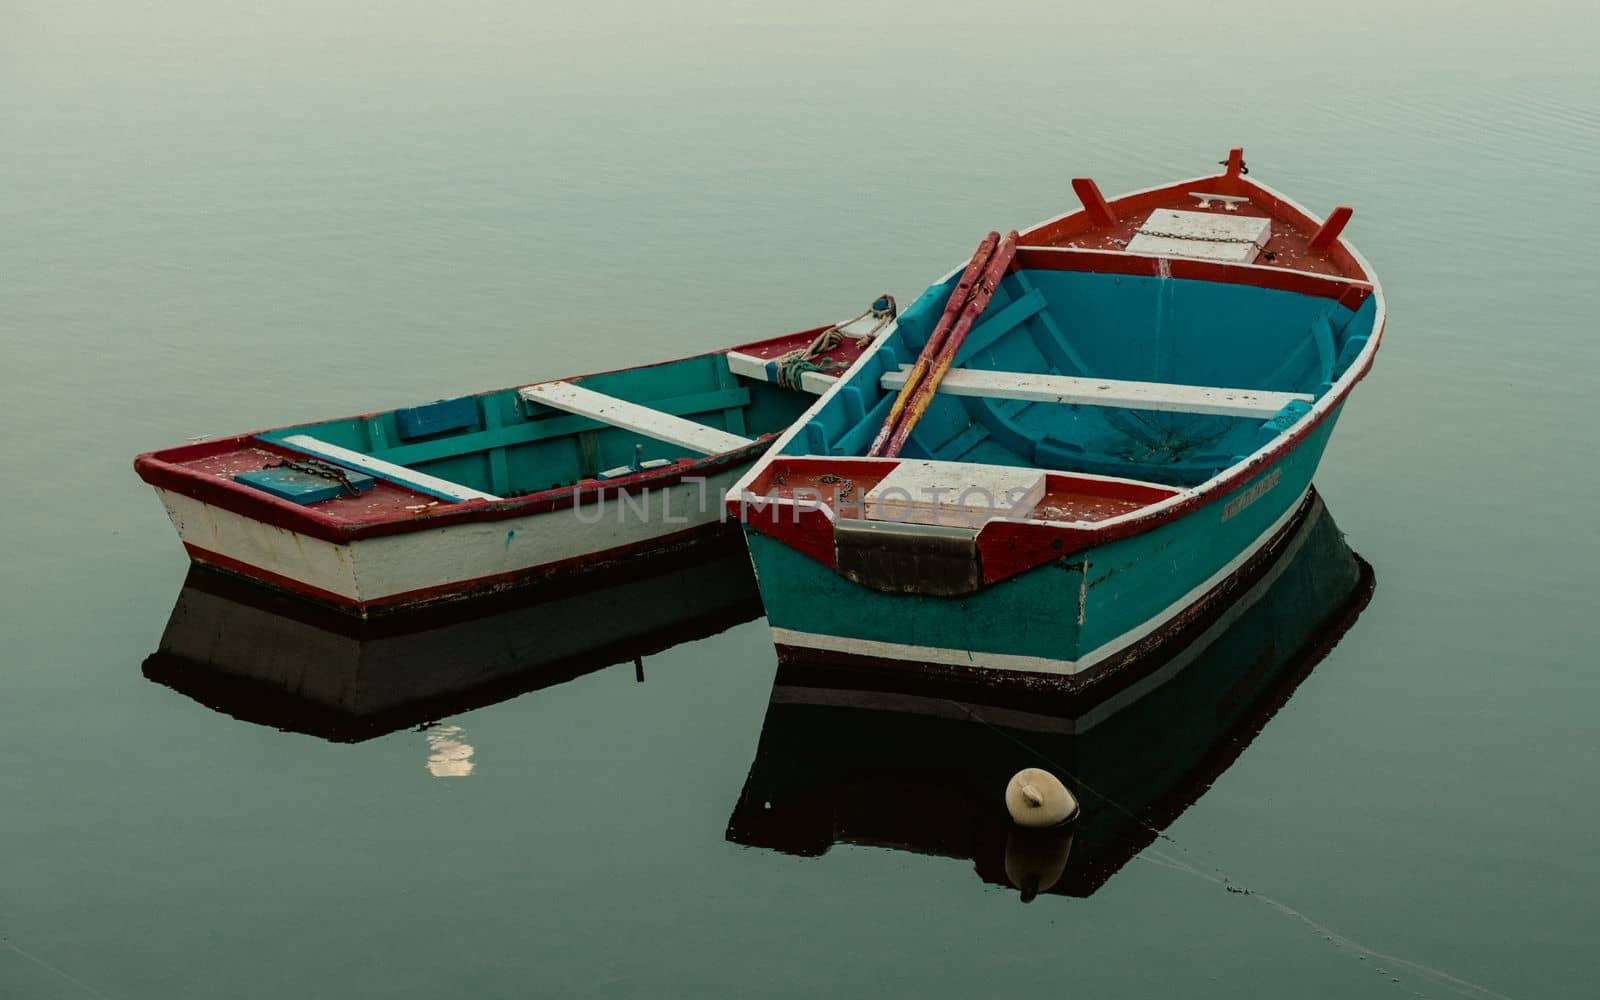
left=143, top=535, right=764, bottom=742
left=725, top=489, right=1374, bottom=899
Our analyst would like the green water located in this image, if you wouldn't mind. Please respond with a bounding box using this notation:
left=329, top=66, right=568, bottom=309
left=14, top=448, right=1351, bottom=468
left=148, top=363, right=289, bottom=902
left=4, top=1, right=1597, bottom=996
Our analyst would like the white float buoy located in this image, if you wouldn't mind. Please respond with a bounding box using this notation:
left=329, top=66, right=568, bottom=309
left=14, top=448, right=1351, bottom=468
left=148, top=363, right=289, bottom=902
left=1005, top=767, right=1079, bottom=828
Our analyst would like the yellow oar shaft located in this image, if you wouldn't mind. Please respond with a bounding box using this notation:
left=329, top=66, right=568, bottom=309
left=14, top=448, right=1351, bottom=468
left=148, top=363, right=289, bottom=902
left=882, top=230, right=1019, bottom=458
left=867, top=232, right=999, bottom=457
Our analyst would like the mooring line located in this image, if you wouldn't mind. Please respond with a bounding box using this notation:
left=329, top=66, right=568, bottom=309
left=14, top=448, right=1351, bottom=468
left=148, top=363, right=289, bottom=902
left=945, top=699, right=1516, bottom=1000
left=1132, top=848, right=1516, bottom=1000
left=0, top=933, right=114, bottom=999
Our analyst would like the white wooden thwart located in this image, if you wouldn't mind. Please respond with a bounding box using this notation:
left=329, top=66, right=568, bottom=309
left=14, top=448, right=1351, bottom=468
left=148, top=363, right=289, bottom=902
left=519, top=380, right=755, bottom=455
left=879, top=367, right=1311, bottom=420
left=724, top=351, right=837, bottom=394
left=1126, top=208, right=1272, bottom=263
left=863, top=460, right=1047, bottom=527
left=281, top=435, right=502, bottom=502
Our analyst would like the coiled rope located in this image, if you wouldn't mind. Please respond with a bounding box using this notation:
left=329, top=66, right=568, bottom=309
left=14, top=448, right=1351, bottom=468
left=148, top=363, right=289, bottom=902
left=774, top=294, right=896, bottom=390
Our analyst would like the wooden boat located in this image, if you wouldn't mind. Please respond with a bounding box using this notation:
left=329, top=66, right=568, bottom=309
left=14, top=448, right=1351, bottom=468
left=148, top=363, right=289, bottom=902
left=729, top=149, right=1384, bottom=689
left=143, top=534, right=763, bottom=741
left=134, top=301, right=891, bottom=615
left=726, top=492, right=1375, bottom=898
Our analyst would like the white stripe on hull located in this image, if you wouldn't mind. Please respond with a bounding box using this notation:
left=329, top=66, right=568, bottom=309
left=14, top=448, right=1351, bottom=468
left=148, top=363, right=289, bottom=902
left=770, top=486, right=1312, bottom=677
left=158, top=489, right=359, bottom=597
left=155, top=464, right=747, bottom=605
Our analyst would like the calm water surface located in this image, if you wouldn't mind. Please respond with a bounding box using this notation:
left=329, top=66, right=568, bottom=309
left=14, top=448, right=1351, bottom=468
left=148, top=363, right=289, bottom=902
left=3, top=2, right=1598, bottom=997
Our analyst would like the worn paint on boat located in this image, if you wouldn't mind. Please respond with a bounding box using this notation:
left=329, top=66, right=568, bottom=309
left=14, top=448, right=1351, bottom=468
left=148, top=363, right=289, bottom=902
left=730, top=149, right=1384, bottom=690
left=135, top=308, right=886, bottom=615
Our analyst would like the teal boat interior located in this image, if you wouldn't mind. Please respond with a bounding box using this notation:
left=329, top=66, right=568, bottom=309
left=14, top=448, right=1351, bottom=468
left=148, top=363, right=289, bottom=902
left=255, top=351, right=819, bottom=503
left=782, top=264, right=1380, bottom=488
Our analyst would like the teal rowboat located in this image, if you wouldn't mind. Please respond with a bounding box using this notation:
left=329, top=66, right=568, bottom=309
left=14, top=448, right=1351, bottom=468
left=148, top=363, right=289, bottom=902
left=728, top=149, right=1384, bottom=690
left=135, top=302, right=892, bottom=615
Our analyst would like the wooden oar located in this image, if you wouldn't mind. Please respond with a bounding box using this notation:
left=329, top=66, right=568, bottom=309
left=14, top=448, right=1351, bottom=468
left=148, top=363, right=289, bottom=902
left=866, top=232, right=1000, bottom=457
left=882, top=229, right=1019, bottom=459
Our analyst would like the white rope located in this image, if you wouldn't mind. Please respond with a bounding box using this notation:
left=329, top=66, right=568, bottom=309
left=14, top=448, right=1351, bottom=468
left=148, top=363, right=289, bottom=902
left=772, top=295, right=897, bottom=389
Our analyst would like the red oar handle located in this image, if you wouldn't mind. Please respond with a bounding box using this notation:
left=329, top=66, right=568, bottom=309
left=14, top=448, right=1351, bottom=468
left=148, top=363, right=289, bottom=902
left=867, top=231, right=999, bottom=457
left=883, top=230, right=1019, bottom=458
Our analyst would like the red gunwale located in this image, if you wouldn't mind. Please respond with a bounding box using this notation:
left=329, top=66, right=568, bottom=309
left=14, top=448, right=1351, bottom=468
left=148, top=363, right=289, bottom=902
left=732, top=456, right=1187, bottom=574
left=134, top=341, right=790, bottom=545
left=137, top=440, right=764, bottom=544
left=1011, top=247, right=1372, bottom=310
left=732, top=152, right=1386, bottom=587
left=1021, top=168, right=1369, bottom=282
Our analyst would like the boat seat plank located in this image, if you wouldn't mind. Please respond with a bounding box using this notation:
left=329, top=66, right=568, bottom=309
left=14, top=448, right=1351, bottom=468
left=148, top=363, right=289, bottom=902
left=281, top=435, right=502, bottom=502
left=519, top=381, right=755, bottom=455
left=373, top=387, right=749, bottom=466
left=725, top=350, right=837, bottom=394
left=880, top=368, right=1312, bottom=419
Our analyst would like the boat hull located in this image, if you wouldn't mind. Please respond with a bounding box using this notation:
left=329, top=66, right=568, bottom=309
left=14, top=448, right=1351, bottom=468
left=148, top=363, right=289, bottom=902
left=745, top=406, right=1342, bottom=691
left=726, top=490, right=1375, bottom=898
left=143, top=534, right=762, bottom=739
left=158, top=461, right=747, bottom=615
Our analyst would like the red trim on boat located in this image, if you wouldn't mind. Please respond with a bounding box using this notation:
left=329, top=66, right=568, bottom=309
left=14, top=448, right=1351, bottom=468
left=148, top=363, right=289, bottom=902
left=183, top=544, right=358, bottom=607
left=1070, top=178, right=1117, bottom=228
left=1224, top=147, right=1246, bottom=179
left=1308, top=206, right=1354, bottom=253
left=137, top=436, right=768, bottom=544
left=1022, top=172, right=1368, bottom=281
left=739, top=502, right=839, bottom=570
left=727, top=324, right=833, bottom=358
left=1012, top=246, right=1372, bottom=306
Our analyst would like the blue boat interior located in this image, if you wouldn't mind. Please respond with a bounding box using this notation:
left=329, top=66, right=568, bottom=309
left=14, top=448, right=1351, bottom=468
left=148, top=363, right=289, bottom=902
left=253, top=354, right=816, bottom=502
left=782, top=267, right=1379, bottom=487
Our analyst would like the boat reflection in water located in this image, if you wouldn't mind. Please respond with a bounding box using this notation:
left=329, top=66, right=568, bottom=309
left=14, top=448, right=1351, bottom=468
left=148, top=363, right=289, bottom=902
left=726, top=491, right=1374, bottom=900
left=144, top=536, right=763, bottom=743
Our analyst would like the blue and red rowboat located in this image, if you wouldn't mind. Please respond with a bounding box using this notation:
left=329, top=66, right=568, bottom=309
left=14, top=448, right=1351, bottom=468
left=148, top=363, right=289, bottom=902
left=729, top=148, right=1385, bottom=690
left=135, top=301, right=892, bottom=616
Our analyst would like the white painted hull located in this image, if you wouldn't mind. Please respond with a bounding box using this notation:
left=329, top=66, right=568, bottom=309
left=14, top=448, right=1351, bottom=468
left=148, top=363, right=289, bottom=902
left=154, top=464, right=747, bottom=613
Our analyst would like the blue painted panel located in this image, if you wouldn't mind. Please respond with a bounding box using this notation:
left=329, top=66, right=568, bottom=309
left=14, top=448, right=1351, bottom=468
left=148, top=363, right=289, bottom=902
left=248, top=350, right=810, bottom=501
left=802, top=421, right=829, bottom=455
left=1310, top=314, right=1335, bottom=381
left=1015, top=269, right=1348, bottom=394
left=234, top=465, right=375, bottom=505
left=840, top=386, right=866, bottom=424
left=893, top=275, right=961, bottom=355
left=781, top=266, right=1375, bottom=488
left=396, top=396, right=479, bottom=440
left=1334, top=335, right=1369, bottom=376
left=1262, top=399, right=1313, bottom=437
left=828, top=390, right=897, bottom=457
left=951, top=287, right=1047, bottom=366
